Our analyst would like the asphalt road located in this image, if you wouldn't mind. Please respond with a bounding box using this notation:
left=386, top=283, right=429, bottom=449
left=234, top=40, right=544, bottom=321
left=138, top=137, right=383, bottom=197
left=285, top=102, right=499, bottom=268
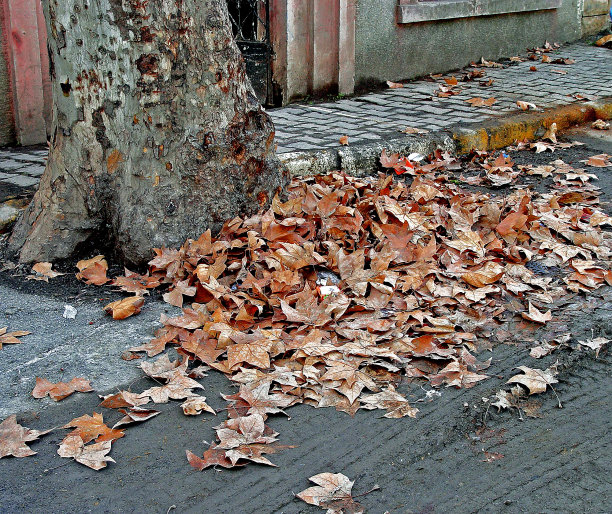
left=0, top=127, right=611, bottom=513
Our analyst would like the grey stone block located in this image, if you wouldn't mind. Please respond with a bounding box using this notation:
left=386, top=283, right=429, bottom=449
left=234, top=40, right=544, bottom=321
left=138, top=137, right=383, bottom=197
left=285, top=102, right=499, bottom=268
left=0, top=160, right=27, bottom=171
left=20, top=165, right=45, bottom=177
left=5, top=175, right=39, bottom=187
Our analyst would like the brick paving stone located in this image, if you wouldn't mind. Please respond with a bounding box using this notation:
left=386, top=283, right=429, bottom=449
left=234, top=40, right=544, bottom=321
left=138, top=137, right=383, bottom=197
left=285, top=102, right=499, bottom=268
left=20, top=165, right=45, bottom=177
left=4, top=175, right=39, bottom=187
left=0, top=160, right=27, bottom=170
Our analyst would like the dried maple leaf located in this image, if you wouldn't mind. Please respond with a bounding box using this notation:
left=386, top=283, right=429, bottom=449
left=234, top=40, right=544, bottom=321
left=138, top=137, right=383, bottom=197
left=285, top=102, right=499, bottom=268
left=516, top=100, right=537, bottom=111
left=507, top=365, right=558, bottom=395
left=578, top=337, right=610, bottom=358
left=76, top=255, right=109, bottom=286
left=63, top=412, right=125, bottom=443
left=58, top=435, right=114, bottom=470
left=0, top=415, right=51, bottom=458
left=543, top=123, right=557, bottom=143
left=466, top=97, right=497, bottom=107
left=223, top=382, right=296, bottom=417
left=140, top=353, right=187, bottom=379
left=338, top=135, right=349, bottom=146
left=28, top=262, right=64, bottom=282
left=386, top=80, right=403, bottom=89
left=186, top=446, right=245, bottom=470
left=297, top=473, right=363, bottom=513
left=401, top=127, right=429, bottom=135
left=139, top=374, right=204, bottom=403
left=591, top=119, right=610, bottom=130
left=0, top=327, right=30, bottom=349
left=462, top=261, right=504, bottom=288
left=531, top=141, right=555, bottom=153
left=32, top=377, right=93, bottom=401
left=215, top=413, right=278, bottom=450
left=181, top=395, right=216, bottom=415
left=595, top=34, right=612, bottom=47
left=130, top=326, right=180, bottom=357
left=226, top=338, right=273, bottom=370
left=521, top=302, right=552, bottom=324
left=104, top=296, right=144, bottom=320
left=163, top=279, right=196, bottom=308
left=112, top=269, right=161, bottom=295
left=529, top=343, right=556, bottom=359
left=585, top=154, right=611, bottom=167
left=224, top=443, right=294, bottom=467
left=360, top=386, right=418, bottom=418
left=99, top=390, right=149, bottom=409
left=113, top=407, right=160, bottom=428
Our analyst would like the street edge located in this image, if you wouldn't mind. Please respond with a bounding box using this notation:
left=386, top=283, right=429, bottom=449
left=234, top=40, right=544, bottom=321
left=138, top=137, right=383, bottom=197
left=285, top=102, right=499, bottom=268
left=278, top=96, right=612, bottom=177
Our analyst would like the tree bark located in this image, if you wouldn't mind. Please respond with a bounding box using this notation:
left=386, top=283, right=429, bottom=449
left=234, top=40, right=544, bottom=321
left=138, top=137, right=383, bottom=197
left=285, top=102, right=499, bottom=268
left=8, top=0, right=288, bottom=266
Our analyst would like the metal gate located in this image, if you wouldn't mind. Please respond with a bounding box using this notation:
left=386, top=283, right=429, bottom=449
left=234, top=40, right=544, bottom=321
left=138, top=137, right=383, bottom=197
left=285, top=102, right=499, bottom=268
left=226, top=0, right=273, bottom=106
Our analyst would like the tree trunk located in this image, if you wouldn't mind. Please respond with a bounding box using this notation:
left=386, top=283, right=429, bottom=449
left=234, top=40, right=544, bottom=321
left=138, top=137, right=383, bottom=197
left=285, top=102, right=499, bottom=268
left=8, top=0, right=288, bottom=266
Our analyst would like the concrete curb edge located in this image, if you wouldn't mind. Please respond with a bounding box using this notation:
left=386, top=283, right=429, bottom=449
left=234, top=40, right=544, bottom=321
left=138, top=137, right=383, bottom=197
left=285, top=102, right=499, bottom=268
left=279, top=96, right=612, bottom=176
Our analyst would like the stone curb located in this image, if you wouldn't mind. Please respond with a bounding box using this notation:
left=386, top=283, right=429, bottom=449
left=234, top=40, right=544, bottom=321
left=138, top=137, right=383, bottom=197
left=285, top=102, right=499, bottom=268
left=278, top=96, right=612, bottom=177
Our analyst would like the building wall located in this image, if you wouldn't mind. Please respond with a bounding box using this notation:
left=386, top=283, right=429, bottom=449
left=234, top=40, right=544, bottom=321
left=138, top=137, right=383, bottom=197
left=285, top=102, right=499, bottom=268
left=0, top=8, right=16, bottom=146
left=582, top=0, right=612, bottom=35
left=354, top=0, right=583, bottom=91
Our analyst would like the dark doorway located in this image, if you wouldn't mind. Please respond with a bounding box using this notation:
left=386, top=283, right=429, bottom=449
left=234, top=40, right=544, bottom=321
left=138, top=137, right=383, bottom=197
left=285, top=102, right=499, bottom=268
left=226, top=0, right=273, bottom=106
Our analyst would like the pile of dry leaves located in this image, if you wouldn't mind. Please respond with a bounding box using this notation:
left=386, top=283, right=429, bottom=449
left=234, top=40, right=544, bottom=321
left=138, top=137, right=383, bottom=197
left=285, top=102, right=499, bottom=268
left=2, top=145, right=611, bottom=473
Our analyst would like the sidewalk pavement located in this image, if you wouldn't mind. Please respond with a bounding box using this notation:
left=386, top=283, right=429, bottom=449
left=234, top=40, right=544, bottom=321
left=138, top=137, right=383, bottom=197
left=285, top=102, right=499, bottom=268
left=0, top=41, right=610, bottom=203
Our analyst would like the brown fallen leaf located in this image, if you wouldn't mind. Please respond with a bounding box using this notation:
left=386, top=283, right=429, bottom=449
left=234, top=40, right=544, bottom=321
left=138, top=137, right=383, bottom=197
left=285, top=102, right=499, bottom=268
left=578, top=336, right=610, bottom=358
left=58, top=435, right=114, bottom=470
left=0, top=327, right=30, bottom=349
left=586, top=154, right=611, bottom=167
left=479, top=57, right=503, bottom=68
left=138, top=374, right=204, bottom=404
left=99, top=390, right=149, bottom=409
left=339, top=135, right=349, bottom=146
left=507, top=365, right=558, bottom=395
left=76, top=255, right=109, bottom=286
left=530, top=141, right=555, bottom=153
left=521, top=302, right=552, bottom=324
left=462, top=261, right=504, bottom=288
left=104, top=296, right=144, bottom=320
left=386, top=80, right=403, bottom=89
left=162, top=279, right=196, bottom=308
left=543, top=123, right=557, bottom=143
left=0, top=415, right=52, bottom=459
left=297, top=472, right=363, bottom=513
left=401, top=126, right=429, bottom=135
left=360, top=385, right=418, bottom=418
left=591, top=119, right=610, bottom=131
left=113, top=407, right=160, bottom=428
left=516, top=100, right=537, bottom=111
left=595, top=34, right=612, bottom=48
left=32, top=377, right=94, bottom=401
left=186, top=446, right=246, bottom=470
left=63, top=412, right=125, bottom=443
left=181, top=395, right=216, bottom=416
left=28, top=262, right=64, bottom=282
left=466, top=97, right=497, bottom=107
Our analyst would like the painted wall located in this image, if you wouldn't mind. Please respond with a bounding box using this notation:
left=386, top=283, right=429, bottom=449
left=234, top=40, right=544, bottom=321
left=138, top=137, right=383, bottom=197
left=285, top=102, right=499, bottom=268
left=0, top=8, right=16, bottom=146
left=354, top=0, right=583, bottom=91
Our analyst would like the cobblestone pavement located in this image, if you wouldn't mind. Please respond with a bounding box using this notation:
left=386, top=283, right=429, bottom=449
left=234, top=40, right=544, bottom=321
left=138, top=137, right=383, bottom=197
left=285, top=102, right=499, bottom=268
left=269, top=42, right=612, bottom=154
left=0, top=42, right=610, bottom=195
left=0, top=146, right=46, bottom=201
